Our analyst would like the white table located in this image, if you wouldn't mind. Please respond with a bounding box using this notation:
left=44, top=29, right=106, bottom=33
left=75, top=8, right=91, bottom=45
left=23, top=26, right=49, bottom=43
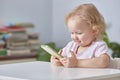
left=0, top=61, right=120, bottom=80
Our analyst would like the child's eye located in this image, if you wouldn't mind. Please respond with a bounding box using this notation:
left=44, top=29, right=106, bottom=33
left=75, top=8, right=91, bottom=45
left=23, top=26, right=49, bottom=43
left=71, top=32, right=74, bottom=34
left=77, top=32, right=82, bottom=34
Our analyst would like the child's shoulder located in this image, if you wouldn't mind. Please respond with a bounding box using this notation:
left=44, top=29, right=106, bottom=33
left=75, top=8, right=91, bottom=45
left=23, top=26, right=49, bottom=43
left=94, top=40, right=106, bottom=44
left=66, top=41, right=74, bottom=46
left=93, top=40, right=107, bottom=47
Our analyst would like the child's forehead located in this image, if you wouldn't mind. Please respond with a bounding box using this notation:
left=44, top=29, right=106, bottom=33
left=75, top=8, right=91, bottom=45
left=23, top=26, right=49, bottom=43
left=67, top=17, right=93, bottom=32
left=69, top=16, right=88, bottom=24
left=68, top=17, right=90, bottom=28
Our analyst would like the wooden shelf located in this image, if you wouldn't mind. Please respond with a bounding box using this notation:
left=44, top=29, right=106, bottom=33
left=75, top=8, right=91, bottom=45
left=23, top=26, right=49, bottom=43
left=0, top=53, right=37, bottom=61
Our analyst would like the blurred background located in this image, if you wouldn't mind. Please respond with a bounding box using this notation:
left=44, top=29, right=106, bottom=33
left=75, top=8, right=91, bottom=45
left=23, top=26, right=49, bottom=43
left=0, top=0, right=120, bottom=47
left=0, top=0, right=120, bottom=63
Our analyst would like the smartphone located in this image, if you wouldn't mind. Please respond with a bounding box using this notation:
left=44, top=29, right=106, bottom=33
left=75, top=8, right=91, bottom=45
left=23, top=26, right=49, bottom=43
left=40, top=45, right=63, bottom=59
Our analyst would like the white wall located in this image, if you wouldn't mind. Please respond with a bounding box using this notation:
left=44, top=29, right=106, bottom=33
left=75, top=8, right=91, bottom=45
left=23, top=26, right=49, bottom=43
left=0, top=0, right=52, bottom=44
left=0, top=0, right=120, bottom=47
left=53, top=0, right=120, bottom=47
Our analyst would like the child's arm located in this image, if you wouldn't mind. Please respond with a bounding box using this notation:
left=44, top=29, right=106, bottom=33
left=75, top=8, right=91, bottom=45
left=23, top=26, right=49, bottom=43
left=60, top=51, right=110, bottom=68
left=77, top=53, right=110, bottom=68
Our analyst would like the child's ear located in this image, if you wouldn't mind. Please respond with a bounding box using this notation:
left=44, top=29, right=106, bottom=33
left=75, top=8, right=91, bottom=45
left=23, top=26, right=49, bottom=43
left=92, top=29, right=98, bottom=37
left=92, top=25, right=98, bottom=35
left=92, top=29, right=96, bottom=34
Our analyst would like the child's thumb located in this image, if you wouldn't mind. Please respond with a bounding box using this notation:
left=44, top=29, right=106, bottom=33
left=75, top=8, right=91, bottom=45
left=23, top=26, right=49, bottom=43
left=70, top=50, right=76, bottom=57
left=58, top=49, right=62, bottom=54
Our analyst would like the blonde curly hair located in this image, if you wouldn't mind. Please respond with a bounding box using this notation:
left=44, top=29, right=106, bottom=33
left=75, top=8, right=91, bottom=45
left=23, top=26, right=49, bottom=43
left=65, top=3, right=106, bottom=40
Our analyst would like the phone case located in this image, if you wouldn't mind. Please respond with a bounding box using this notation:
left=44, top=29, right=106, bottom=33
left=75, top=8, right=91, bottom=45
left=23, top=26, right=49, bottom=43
left=41, top=45, right=63, bottom=59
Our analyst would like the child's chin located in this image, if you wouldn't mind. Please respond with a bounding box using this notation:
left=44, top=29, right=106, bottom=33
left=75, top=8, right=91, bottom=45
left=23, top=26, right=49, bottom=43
left=74, top=42, right=84, bottom=46
left=76, top=42, right=82, bottom=46
left=78, top=43, right=86, bottom=47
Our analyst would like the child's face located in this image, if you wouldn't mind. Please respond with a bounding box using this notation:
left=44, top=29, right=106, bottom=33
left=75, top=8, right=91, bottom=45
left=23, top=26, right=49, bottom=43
left=67, top=17, right=96, bottom=47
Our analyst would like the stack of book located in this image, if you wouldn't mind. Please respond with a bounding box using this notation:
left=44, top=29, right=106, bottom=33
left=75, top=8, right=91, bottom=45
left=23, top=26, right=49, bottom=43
left=15, top=23, right=40, bottom=52
left=7, top=31, right=31, bottom=55
left=0, top=28, right=8, bottom=56
left=28, top=33, right=40, bottom=52
left=0, top=39, right=6, bottom=56
left=0, top=23, right=40, bottom=56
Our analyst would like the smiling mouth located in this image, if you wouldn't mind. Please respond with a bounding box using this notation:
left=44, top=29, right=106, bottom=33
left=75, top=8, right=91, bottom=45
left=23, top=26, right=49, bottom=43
left=74, top=41, right=81, bottom=44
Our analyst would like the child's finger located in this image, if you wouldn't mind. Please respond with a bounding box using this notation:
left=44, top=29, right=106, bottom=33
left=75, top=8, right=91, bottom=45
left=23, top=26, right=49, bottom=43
left=60, top=58, right=67, bottom=64
left=51, top=56, right=55, bottom=59
left=60, top=58, right=66, bottom=62
left=51, top=56, right=57, bottom=59
left=58, top=49, right=62, bottom=54
left=70, top=50, right=76, bottom=58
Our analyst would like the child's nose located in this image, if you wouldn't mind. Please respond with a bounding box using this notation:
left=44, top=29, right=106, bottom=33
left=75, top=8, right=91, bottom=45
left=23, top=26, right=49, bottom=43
left=73, top=34, right=78, bottom=41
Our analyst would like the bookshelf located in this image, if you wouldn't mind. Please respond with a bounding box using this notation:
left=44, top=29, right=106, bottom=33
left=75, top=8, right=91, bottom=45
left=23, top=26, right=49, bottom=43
left=0, top=23, right=40, bottom=64
left=0, top=53, right=37, bottom=64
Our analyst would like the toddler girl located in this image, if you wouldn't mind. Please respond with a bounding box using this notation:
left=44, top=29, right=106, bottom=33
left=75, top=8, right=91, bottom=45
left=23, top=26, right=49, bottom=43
left=51, top=3, right=110, bottom=68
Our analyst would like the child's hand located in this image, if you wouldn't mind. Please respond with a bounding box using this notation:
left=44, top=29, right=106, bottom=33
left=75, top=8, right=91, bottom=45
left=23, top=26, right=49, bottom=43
left=50, top=56, right=63, bottom=66
left=60, top=51, right=78, bottom=68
